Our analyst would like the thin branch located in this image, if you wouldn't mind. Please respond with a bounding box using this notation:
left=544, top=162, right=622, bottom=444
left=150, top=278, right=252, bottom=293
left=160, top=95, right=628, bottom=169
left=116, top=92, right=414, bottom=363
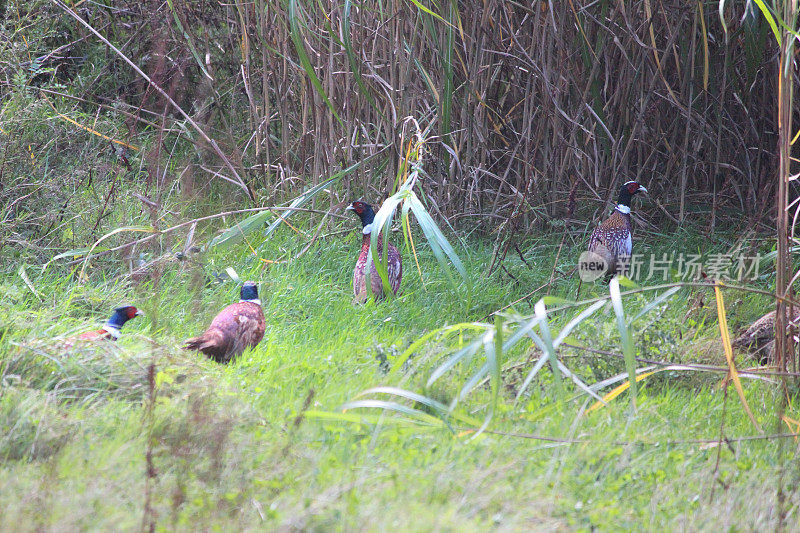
left=61, top=206, right=346, bottom=265
left=51, top=0, right=253, bottom=200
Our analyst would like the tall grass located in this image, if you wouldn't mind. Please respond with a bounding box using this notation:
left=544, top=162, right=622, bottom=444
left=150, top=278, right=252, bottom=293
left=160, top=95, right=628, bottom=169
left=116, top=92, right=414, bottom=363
left=2, top=214, right=799, bottom=529
left=2, top=0, right=792, bottom=252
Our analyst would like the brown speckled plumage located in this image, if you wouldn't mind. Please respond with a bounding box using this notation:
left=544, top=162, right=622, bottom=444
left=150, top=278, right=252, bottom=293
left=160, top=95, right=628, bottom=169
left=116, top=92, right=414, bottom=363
left=588, top=209, right=633, bottom=276
left=587, top=181, right=646, bottom=278
left=354, top=232, right=402, bottom=302
left=733, top=308, right=800, bottom=363
left=347, top=201, right=402, bottom=303
left=184, top=282, right=265, bottom=364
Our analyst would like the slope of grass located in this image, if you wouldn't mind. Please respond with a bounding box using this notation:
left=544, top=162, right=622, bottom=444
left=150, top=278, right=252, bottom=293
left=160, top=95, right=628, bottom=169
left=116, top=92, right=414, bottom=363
left=1, top=220, right=798, bottom=531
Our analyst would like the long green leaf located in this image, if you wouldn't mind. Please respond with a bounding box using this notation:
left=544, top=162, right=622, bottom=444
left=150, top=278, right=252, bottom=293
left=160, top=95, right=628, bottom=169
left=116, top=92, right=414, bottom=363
left=340, top=399, right=447, bottom=426
left=483, top=315, right=503, bottom=434
left=79, top=226, right=153, bottom=279
left=555, top=360, right=605, bottom=403
left=427, top=336, right=483, bottom=386
left=407, top=193, right=466, bottom=279
left=535, top=300, right=563, bottom=394
left=43, top=246, right=106, bottom=272
left=208, top=209, right=271, bottom=250
left=388, top=322, right=487, bottom=380
left=369, top=193, right=406, bottom=297
left=514, top=336, right=551, bottom=402
left=408, top=0, right=455, bottom=27
left=439, top=0, right=455, bottom=166
left=609, top=277, right=637, bottom=410
left=304, top=409, right=441, bottom=428
left=356, top=386, right=483, bottom=427
left=264, top=159, right=366, bottom=236
left=503, top=314, right=541, bottom=351
left=553, top=300, right=606, bottom=347
left=750, top=0, right=782, bottom=45
left=166, top=0, right=213, bottom=80
left=456, top=361, right=489, bottom=404
left=629, top=286, right=681, bottom=324
left=357, top=386, right=449, bottom=413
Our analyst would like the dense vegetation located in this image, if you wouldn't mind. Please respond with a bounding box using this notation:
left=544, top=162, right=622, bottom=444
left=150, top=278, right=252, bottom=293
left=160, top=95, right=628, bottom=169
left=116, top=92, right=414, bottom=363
left=3, top=0, right=800, bottom=530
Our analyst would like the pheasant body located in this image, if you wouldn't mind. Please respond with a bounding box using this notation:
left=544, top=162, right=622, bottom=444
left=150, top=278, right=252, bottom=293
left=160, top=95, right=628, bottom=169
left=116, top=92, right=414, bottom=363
left=587, top=181, right=646, bottom=278
left=347, top=201, right=402, bottom=302
left=733, top=308, right=800, bottom=363
left=184, top=282, right=265, bottom=364
left=353, top=231, right=402, bottom=300
left=63, top=305, right=142, bottom=348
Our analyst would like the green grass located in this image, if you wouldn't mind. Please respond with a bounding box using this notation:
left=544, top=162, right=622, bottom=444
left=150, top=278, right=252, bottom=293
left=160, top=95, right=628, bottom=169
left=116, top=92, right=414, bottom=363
left=1, top=220, right=799, bottom=531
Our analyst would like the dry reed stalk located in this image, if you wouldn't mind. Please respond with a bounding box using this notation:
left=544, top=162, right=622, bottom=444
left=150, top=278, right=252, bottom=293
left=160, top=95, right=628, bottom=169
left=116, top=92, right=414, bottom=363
left=7, top=1, right=789, bottom=256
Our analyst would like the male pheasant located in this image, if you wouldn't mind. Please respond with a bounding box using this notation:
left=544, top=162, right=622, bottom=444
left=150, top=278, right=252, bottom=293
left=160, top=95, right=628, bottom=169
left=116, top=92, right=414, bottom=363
left=346, top=201, right=402, bottom=302
left=184, top=281, right=265, bottom=364
left=63, top=305, right=143, bottom=347
left=587, top=180, right=647, bottom=279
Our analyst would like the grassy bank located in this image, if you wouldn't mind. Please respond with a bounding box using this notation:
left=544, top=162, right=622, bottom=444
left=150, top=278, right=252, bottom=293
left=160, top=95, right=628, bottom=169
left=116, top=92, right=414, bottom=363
left=1, top=222, right=798, bottom=531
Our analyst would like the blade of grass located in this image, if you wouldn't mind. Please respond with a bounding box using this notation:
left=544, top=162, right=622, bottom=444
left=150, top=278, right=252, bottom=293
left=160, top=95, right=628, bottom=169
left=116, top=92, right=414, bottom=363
left=555, top=360, right=605, bottom=403
left=388, top=322, right=487, bottom=380
left=464, top=315, right=502, bottom=436
left=407, top=193, right=466, bottom=280
left=427, top=337, right=483, bottom=387
left=165, top=0, right=213, bottom=80
left=355, top=387, right=483, bottom=427
left=369, top=193, right=406, bottom=296
left=342, top=0, right=384, bottom=119
left=610, top=277, right=637, bottom=410
left=587, top=369, right=660, bottom=413
left=535, top=300, right=563, bottom=395
left=208, top=210, right=272, bottom=250
left=305, top=409, right=443, bottom=428
left=553, top=300, right=606, bottom=347
left=263, top=158, right=371, bottom=236
left=629, top=286, right=682, bottom=323
left=341, top=399, right=449, bottom=427
left=78, top=226, right=153, bottom=280
left=714, top=281, right=763, bottom=432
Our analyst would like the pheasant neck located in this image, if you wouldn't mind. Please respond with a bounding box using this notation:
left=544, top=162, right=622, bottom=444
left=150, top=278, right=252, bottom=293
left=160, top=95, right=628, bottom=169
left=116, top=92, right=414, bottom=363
left=361, top=233, right=372, bottom=252
left=240, top=298, right=262, bottom=306
left=101, top=324, right=122, bottom=339
left=615, top=204, right=631, bottom=215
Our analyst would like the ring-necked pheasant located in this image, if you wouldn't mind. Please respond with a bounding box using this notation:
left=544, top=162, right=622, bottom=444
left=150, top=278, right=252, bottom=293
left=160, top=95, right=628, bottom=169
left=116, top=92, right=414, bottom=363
left=587, top=180, right=647, bottom=279
left=346, top=201, right=402, bottom=302
left=733, top=307, right=800, bottom=364
left=63, top=305, right=143, bottom=347
left=184, top=281, right=265, bottom=364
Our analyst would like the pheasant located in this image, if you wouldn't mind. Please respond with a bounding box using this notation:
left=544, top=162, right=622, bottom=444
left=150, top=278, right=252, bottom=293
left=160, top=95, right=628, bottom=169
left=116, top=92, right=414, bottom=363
left=184, top=281, right=265, bottom=364
left=587, top=180, right=647, bottom=279
left=63, top=305, right=143, bottom=347
left=346, top=201, right=402, bottom=302
left=733, top=307, right=800, bottom=363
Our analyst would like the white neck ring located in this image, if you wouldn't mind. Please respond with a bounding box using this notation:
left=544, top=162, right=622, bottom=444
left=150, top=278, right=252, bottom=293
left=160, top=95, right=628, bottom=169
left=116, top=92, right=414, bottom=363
left=102, top=325, right=122, bottom=339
